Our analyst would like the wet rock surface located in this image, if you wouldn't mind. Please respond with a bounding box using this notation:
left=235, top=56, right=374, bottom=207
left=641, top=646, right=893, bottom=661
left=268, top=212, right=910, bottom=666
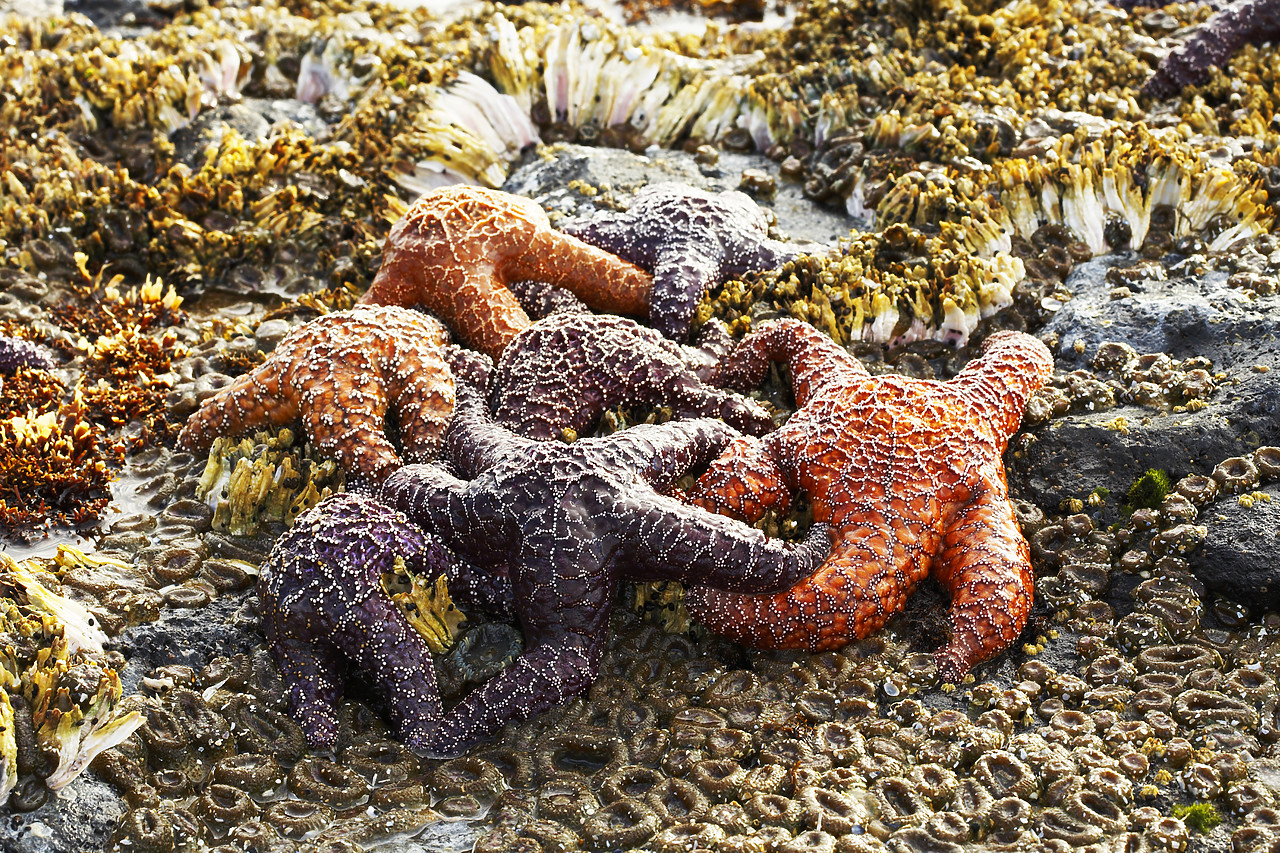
left=1191, top=483, right=1280, bottom=611
left=1009, top=253, right=1280, bottom=515
left=504, top=143, right=853, bottom=248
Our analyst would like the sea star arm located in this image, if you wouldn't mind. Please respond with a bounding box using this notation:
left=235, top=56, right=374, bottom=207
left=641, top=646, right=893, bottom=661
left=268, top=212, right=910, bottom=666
left=0, top=334, right=56, bottom=374
left=623, top=489, right=831, bottom=594
left=718, top=318, right=870, bottom=405
left=445, top=383, right=539, bottom=478
left=687, top=517, right=933, bottom=651
left=380, top=461, right=516, bottom=560
left=645, top=246, right=726, bottom=341
left=560, top=208, right=718, bottom=340
left=260, top=494, right=447, bottom=751
left=686, top=434, right=794, bottom=523
left=419, top=629, right=602, bottom=757
left=295, top=346, right=454, bottom=486
left=501, top=226, right=651, bottom=318
left=1143, top=0, right=1280, bottom=100
left=931, top=484, right=1034, bottom=682
left=178, top=360, right=300, bottom=456
left=950, top=330, right=1054, bottom=439
left=488, top=314, right=774, bottom=441
left=599, top=417, right=740, bottom=493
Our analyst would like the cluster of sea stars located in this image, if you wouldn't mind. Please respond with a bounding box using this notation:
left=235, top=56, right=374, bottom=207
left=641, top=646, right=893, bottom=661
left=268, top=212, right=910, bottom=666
left=182, top=183, right=1052, bottom=756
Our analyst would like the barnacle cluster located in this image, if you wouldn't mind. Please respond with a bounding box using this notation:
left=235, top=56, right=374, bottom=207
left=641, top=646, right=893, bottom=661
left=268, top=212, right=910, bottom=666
left=704, top=223, right=1024, bottom=345
left=0, top=555, right=142, bottom=808
left=195, top=427, right=343, bottom=537
left=1024, top=340, right=1219, bottom=425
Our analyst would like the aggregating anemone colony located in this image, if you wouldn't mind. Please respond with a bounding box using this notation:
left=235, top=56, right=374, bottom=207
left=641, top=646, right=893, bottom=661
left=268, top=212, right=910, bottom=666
left=0, top=0, right=1278, bottom=852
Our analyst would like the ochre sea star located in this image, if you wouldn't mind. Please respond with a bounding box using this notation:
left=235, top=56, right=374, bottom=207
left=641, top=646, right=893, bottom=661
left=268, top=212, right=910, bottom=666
left=486, top=312, right=773, bottom=440
left=562, top=182, right=822, bottom=341
left=1140, top=0, right=1280, bottom=99
left=359, top=186, right=652, bottom=358
left=684, top=319, right=1053, bottom=681
left=259, top=492, right=512, bottom=752
left=178, top=305, right=455, bottom=487
left=375, top=382, right=830, bottom=756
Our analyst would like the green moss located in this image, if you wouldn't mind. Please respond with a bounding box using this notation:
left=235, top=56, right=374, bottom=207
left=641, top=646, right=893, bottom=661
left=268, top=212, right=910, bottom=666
left=1124, top=468, right=1172, bottom=513
left=1172, top=802, right=1222, bottom=833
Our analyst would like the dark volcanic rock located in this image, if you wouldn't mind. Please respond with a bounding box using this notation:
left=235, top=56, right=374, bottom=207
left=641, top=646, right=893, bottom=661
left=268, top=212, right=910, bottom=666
left=5, top=775, right=124, bottom=853
left=110, top=588, right=261, bottom=695
left=1190, top=484, right=1280, bottom=611
left=1008, top=255, right=1280, bottom=512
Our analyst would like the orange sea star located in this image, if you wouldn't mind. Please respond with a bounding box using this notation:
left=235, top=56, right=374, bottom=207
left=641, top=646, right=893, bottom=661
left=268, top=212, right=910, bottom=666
left=685, top=319, right=1053, bottom=681
left=359, top=186, right=653, bottom=359
left=177, top=305, right=455, bottom=487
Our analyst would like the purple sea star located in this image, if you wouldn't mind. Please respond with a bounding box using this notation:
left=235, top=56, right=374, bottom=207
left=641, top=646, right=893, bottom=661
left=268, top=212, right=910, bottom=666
left=1140, top=0, right=1280, bottom=99
left=0, top=334, right=55, bottom=375
left=486, top=312, right=773, bottom=440
left=259, top=491, right=512, bottom=752
left=373, top=382, right=831, bottom=756
left=562, top=183, right=823, bottom=341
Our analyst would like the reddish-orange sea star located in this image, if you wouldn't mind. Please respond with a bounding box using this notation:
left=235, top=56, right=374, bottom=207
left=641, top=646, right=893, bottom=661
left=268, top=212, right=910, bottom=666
left=178, top=305, right=455, bottom=487
left=685, top=319, right=1053, bottom=681
left=359, top=186, right=653, bottom=359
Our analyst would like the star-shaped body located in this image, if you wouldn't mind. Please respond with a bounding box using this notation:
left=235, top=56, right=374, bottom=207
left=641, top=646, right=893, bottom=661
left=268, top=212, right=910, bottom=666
left=684, top=319, right=1052, bottom=681
left=1140, top=0, right=1280, bottom=99
left=359, top=186, right=652, bottom=359
left=177, top=305, right=455, bottom=487
left=562, top=183, right=822, bottom=341
left=259, top=492, right=512, bottom=752
left=486, top=312, right=774, bottom=439
left=375, top=383, right=831, bottom=756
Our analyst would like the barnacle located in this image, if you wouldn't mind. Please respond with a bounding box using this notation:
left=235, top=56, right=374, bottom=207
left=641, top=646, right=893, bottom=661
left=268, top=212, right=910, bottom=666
left=706, top=223, right=1022, bottom=346
left=0, top=556, right=142, bottom=802
left=381, top=557, right=464, bottom=654
left=195, top=427, right=342, bottom=536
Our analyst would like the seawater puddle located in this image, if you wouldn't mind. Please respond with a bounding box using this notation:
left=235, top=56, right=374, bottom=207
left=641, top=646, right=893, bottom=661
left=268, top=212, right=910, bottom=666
left=0, top=461, right=159, bottom=564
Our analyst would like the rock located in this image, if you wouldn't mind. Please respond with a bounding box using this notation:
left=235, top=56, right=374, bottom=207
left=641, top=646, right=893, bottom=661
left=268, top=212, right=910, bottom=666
left=1189, top=484, right=1280, bottom=611
left=110, top=588, right=261, bottom=696
left=3, top=775, right=124, bottom=853
left=503, top=142, right=851, bottom=248
left=169, top=104, right=271, bottom=170
left=1008, top=255, right=1280, bottom=513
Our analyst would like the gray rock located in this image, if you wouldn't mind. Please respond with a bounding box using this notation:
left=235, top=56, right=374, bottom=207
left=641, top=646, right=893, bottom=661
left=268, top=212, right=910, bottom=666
left=503, top=142, right=851, bottom=248
left=110, top=588, right=260, bottom=696
left=3, top=775, right=124, bottom=853
left=1190, top=484, right=1280, bottom=611
left=1008, top=255, right=1280, bottom=512
left=169, top=104, right=272, bottom=170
